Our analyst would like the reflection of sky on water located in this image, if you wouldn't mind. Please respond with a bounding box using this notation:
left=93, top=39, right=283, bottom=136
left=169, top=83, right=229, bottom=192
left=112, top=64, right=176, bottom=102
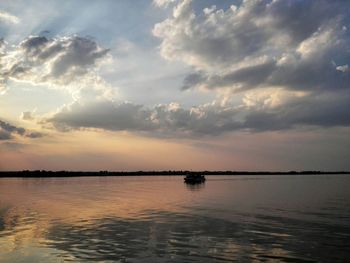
left=44, top=211, right=350, bottom=262
left=0, top=175, right=350, bottom=262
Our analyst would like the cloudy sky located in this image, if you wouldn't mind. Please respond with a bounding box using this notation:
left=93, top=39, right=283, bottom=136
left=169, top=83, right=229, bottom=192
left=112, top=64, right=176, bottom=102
left=0, top=0, right=349, bottom=171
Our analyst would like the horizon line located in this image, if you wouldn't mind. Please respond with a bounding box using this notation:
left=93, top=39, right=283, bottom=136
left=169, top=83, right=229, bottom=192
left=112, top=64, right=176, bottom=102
left=0, top=170, right=349, bottom=178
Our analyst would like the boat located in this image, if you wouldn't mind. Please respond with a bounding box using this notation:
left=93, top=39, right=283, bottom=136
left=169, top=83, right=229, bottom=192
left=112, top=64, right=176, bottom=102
left=184, top=174, right=206, bottom=184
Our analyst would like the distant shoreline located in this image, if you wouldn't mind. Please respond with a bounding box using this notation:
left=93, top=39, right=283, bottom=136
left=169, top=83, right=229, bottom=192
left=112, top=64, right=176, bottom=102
left=0, top=170, right=349, bottom=178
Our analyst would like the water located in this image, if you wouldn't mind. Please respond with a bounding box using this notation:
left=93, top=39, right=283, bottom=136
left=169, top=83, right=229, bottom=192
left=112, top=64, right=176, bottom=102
left=0, top=175, right=349, bottom=262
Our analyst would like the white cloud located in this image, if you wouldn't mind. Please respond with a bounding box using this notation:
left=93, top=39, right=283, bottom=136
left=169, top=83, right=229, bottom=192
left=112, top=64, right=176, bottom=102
left=153, top=0, right=350, bottom=93
left=153, top=0, right=178, bottom=7
left=0, top=35, right=110, bottom=91
left=38, top=0, right=350, bottom=137
left=242, top=88, right=307, bottom=110
left=3, top=1, right=350, bottom=138
left=0, top=10, right=20, bottom=24
left=336, top=64, right=349, bottom=73
left=0, top=34, right=116, bottom=106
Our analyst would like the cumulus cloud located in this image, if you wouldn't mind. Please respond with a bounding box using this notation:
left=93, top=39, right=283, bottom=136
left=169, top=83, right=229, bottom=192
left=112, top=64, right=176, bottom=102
left=44, top=99, right=243, bottom=136
left=153, top=0, right=350, bottom=93
left=0, top=120, right=44, bottom=140
left=47, top=100, right=154, bottom=132
left=4, top=0, right=350, bottom=138
left=0, top=35, right=109, bottom=89
left=244, top=91, right=350, bottom=131
left=0, top=10, right=20, bottom=24
left=43, top=87, right=350, bottom=136
left=153, top=0, right=178, bottom=7
left=122, top=0, right=350, bottom=135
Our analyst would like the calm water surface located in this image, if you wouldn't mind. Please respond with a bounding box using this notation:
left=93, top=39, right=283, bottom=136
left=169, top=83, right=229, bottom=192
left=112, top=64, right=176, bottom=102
left=0, top=175, right=350, bottom=262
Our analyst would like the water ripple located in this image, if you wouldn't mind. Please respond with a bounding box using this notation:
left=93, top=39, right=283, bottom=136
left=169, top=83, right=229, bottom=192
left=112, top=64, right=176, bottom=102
left=0, top=175, right=350, bottom=262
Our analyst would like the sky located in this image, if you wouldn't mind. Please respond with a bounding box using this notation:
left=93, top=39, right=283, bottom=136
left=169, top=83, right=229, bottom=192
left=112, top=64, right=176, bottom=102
left=0, top=0, right=349, bottom=171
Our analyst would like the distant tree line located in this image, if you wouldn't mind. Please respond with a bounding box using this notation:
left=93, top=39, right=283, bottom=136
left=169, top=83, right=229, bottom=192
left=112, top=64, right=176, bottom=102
left=0, top=170, right=348, bottom=177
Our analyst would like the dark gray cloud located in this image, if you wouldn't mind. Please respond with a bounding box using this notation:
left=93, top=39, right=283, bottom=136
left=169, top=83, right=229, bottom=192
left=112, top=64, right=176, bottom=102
left=45, top=88, right=350, bottom=136
left=0, top=129, right=12, bottom=140
left=0, top=120, right=43, bottom=140
left=267, top=0, right=346, bottom=45
left=0, top=35, right=109, bottom=87
left=46, top=100, right=241, bottom=136
left=250, top=91, right=350, bottom=130
left=48, top=101, right=154, bottom=132
left=0, top=38, right=4, bottom=50
left=0, top=120, right=25, bottom=136
left=182, top=60, right=277, bottom=91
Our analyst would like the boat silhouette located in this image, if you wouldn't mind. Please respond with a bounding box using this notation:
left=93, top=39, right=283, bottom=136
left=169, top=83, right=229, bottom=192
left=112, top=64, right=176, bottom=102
left=184, top=173, right=206, bottom=184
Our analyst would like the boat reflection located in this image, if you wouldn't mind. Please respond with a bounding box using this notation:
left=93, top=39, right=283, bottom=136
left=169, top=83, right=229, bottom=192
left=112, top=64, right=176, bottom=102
left=185, top=181, right=206, bottom=191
